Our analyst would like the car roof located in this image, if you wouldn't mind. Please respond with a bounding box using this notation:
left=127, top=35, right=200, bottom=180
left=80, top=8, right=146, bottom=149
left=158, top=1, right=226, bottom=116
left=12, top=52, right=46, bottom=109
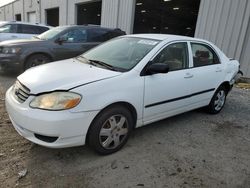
left=125, top=34, right=207, bottom=43
left=56, top=25, right=118, bottom=31
left=0, top=21, right=52, bottom=28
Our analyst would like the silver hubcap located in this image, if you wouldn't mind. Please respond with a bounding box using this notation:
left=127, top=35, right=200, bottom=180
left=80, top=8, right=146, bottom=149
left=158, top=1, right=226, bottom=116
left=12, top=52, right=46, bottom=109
left=99, top=115, right=128, bottom=149
left=214, top=90, right=225, bottom=111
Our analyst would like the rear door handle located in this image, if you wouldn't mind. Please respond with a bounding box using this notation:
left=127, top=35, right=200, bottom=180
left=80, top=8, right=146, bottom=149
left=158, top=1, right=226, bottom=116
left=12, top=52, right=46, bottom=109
left=184, top=73, right=193, bottom=79
left=11, top=35, right=18, bottom=38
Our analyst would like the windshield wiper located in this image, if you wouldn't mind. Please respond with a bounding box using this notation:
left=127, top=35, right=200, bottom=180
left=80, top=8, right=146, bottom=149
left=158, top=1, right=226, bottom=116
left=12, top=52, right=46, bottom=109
left=76, top=56, right=125, bottom=72
left=75, top=56, right=114, bottom=70
left=75, top=56, right=89, bottom=63
left=88, top=59, right=119, bottom=71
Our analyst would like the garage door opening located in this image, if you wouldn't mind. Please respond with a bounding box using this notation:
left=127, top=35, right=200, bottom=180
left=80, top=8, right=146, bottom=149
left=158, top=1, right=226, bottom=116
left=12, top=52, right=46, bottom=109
left=15, top=14, right=21, bottom=21
left=76, top=1, right=102, bottom=25
left=27, top=12, right=36, bottom=23
left=46, top=8, right=59, bottom=26
left=133, top=0, right=200, bottom=36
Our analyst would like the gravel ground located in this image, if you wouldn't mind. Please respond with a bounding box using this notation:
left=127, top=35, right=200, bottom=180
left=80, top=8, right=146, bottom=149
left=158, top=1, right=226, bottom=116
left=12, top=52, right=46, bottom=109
left=0, top=72, right=250, bottom=188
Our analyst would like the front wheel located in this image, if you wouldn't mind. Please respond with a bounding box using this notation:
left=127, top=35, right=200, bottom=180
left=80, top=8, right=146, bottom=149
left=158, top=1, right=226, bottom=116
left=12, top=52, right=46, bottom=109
left=24, top=54, right=51, bottom=71
left=207, top=86, right=227, bottom=114
left=88, top=106, right=133, bottom=155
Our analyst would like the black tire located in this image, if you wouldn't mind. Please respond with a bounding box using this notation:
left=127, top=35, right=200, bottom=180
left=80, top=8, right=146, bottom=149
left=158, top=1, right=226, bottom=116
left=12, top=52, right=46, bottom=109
left=207, top=86, right=227, bottom=114
left=88, top=105, right=134, bottom=155
left=24, top=54, right=51, bottom=71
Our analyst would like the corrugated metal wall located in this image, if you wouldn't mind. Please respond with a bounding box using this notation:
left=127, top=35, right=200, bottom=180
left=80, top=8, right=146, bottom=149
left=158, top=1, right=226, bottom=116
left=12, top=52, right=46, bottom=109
left=101, top=0, right=135, bottom=34
left=101, top=0, right=119, bottom=28
left=240, top=20, right=250, bottom=77
left=195, top=0, right=250, bottom=77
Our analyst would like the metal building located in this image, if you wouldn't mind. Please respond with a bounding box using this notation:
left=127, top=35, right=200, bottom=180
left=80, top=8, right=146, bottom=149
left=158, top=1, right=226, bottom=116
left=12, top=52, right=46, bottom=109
left=0, top=0, right=249, bottom=77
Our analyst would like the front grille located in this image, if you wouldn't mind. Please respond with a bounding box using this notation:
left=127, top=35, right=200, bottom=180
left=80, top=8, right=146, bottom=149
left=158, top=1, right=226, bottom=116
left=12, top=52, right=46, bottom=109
left=13, top=80, right=30, bottom=103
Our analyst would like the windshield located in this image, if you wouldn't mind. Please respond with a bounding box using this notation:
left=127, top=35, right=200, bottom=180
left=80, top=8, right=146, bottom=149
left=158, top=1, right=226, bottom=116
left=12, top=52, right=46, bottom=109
left=37, top=27, right=65, bottom=40
left=82, top=37, right=159, bottom=71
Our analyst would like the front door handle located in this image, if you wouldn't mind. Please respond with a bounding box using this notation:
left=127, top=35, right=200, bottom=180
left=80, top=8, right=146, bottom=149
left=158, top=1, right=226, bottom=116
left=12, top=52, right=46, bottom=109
left=184, top=73, right=193, bottom=79
left=11, top=35, right=18, bottom=38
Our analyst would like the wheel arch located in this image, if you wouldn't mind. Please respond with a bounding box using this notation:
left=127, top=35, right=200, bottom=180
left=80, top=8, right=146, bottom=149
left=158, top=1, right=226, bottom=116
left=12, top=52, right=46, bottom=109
left=24, top=52, right=53, bottom=70
left=218, top=81, right=231, bottom=95
left=85, top=101, right=138, bottom=145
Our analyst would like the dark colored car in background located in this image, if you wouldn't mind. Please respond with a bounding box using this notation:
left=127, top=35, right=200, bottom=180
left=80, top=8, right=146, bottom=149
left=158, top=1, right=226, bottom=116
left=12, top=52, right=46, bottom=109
left=0, top=25, right=126, bottom=72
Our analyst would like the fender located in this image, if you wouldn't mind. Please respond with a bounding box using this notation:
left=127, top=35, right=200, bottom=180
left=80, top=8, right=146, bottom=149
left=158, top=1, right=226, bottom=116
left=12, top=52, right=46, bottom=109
left=21, top=47, right=55, bottom=62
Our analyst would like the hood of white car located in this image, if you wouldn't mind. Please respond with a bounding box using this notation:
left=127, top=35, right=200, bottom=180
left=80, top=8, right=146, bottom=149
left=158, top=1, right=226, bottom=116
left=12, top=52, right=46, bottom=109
left=17, top=59, right=122, bottom=94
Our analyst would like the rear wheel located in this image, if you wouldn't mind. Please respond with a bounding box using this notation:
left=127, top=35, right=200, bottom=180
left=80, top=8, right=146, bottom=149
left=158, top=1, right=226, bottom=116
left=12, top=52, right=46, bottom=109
left=24, top=54, right=51, bottom=71
left=88, top=106, right=133, bottom=155
left=207, top=86, right=227, bottom=114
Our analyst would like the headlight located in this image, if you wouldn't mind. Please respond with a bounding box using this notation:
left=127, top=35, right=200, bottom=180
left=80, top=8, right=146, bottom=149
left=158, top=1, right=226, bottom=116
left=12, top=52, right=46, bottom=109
left=30, top=92, right=81, bottom=110
left=1, top=47, right=21, bottom=54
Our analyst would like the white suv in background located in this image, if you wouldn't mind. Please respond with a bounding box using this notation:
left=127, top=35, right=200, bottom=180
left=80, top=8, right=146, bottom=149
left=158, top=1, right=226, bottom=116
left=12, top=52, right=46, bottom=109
left=0, top=21, right=51, bottom=42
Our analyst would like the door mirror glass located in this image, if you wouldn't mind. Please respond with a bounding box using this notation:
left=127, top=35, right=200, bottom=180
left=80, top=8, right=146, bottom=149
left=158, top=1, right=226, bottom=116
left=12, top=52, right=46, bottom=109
left=146, top=63, right=169, bottom=75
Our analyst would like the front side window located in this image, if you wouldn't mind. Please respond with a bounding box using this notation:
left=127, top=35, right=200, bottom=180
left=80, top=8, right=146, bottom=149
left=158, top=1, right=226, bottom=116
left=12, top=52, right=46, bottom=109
left=152, top=42, right=188, bottom=71
left=0, top=24, right=17, bottom=33
left=82, top=37, right=159, bottom=71
left=60, top=29, right=87, bottom=43
left=191, top=43, right=220, bottom=67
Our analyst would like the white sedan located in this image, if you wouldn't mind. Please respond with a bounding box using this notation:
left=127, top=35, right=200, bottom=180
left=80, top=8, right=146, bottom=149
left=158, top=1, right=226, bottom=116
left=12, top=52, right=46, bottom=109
left=5, top=34, right=241, bottom=154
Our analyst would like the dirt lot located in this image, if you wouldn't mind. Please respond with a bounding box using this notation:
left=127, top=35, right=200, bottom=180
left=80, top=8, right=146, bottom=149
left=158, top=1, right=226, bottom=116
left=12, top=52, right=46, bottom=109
left=0, top=72, right=250, bottom=188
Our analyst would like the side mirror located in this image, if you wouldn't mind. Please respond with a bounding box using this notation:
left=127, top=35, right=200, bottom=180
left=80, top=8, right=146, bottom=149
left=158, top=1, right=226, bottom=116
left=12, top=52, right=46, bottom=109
left=146, top=63, right=169, bottom=75
left=56, top=36, right=68, bottom=44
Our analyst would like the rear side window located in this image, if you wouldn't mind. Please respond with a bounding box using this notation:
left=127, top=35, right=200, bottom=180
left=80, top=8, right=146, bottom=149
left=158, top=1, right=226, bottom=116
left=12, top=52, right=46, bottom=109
left=20, top=24, right=47, bottom=34
left=191, top=43, right=220, bottom=67
left=0, top=24, right=18, bottom=33
left=37, top=26, right=49, bottom=34
left=20, top=25, right=36, bottom=34
left=88, top=29, right=109, bottom=42
left=88, top=28, right=124, bottom=42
